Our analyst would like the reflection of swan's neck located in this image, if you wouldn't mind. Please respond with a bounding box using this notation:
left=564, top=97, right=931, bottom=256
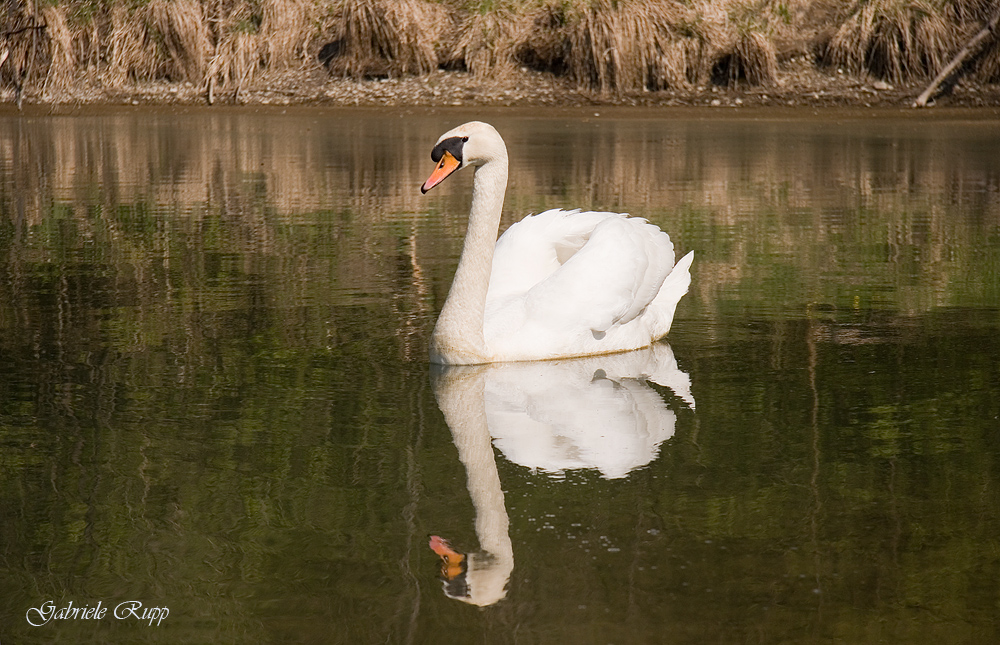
left=433, top=366, right=514, bottom=606
left=431, top=159, right=508, bottom=364
left=455, top=394, right=510, bottom=565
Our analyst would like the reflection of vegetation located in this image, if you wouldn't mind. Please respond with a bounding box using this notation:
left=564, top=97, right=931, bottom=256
left=0, top=113, right=998, bottom=642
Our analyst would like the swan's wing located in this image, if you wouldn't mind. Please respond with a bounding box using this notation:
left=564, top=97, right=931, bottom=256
left=523, top=214, right=676, bottom=335
left=488, top=209, right=616, bottom=304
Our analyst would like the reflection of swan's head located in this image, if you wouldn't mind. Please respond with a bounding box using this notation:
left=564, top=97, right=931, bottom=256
left=429, top=535, right=509, bottom=607
left=421, top=121, right=507, bottom=193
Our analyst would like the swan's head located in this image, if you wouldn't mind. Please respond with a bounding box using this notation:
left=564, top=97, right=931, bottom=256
left=421, top=121, right=507, bottom=194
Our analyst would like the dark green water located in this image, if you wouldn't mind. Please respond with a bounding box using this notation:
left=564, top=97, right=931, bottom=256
left=1, top=108, right=998, bottom=644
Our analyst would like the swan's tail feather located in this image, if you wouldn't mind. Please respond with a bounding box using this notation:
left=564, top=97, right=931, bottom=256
left=650, top=250, right=694, bottom=340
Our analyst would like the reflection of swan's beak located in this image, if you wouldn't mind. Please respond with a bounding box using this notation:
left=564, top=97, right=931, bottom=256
left=429, top=535, right=467, bottom=580
left=421, top=150, right=461, bottom=193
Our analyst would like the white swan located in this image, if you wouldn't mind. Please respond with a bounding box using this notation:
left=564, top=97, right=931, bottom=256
left=421, top=121, right=694, bottom=365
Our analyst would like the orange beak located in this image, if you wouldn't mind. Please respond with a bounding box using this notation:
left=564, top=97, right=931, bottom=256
left=429, top=535, right=466, bottom=580
left=421, top=151, right=461, bottom=194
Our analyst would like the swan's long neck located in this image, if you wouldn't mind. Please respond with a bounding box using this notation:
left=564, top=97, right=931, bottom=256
left=431, top=158, right=508, bottom=364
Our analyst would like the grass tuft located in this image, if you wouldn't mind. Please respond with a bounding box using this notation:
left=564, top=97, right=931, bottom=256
left=824, top=0, right=960, bottom=81
left=41, top=6, right=76, bottom=88
left=147, top=0, right=212, bottom=82
left=714, top=30, right=778, bottom=87
left=323, top=0, right=446, bottom=78
left=543, top=0, right=717, bottom=94
left=448, top=2, right=527, bottom=78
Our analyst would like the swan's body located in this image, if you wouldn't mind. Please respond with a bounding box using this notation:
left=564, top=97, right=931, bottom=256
left=422, top=121, right=693, bottom=365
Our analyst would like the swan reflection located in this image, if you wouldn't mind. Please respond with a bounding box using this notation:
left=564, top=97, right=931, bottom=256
left=429, top=343, right=694, bottom=606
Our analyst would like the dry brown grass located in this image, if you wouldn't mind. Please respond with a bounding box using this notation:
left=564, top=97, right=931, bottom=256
left=323, top=0, right=446, bottom=78
left=105, top=4, right=149, bottom=85
left=716, top=30, right=778, bottom=86
left=261, top=0, right=317, bottom=67
left=954, top=0, right=1000, bottom=83
left=824, top=0, right=961, bottom=81
left=147, top=0, right=212, bottom=81
left=520, top=0, right=721, bottom=94
left=52, top=0, right=322, bottom=92
left=207, top=3, right=263, bottom=91
left=516, top=0, right=784, bottom=93
left=711, top=0, right=781, bottom=87
left=40, top=6, right=76, bottom=88
left=99, top=1, right=212, bottom=86
left=1, top=4, right=49, bottom=96
left=204, top=0, right=319, bottom=92
left=975, top=39, right=1000, bottom=82
left=449, top=3, right=526, bottom=78
left=2, top=0, right=998, bottom=100
left=568, top=0, right=687, bottom=92
left=948, top=0, right=999, bottom=23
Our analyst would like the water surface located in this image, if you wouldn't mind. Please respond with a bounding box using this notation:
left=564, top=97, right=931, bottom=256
left=1, top=108, right=998, bottom=644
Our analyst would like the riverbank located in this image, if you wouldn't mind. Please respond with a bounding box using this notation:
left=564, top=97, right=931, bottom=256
left=7, top=60, right=1000, bottom=111
left=4, top=0, right=999, bottom=111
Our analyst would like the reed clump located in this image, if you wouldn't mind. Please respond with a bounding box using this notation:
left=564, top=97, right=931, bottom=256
left=1, top=2, right=50, bottom=102
left=951, top=0, right=1000, bottom=82
left=510, top=0, right=722, bottom=92
left=39, top=6, right=76, bottom=87
left=823, top=0, right=956, bottom=81
left=564, top=0, right=707, bottom=92
left=1, top=0, right=320, bottom=93
left=206, top=0, right=318, bottom=91
left=148, top=0, right=212, bottom=81
left=320, top=0, right=446, bottom=78
left=819, top=0, right=1000, bottom=83
left=446, top=1, right=529, bottom=78
left=713, top=30, right=778, bottom=86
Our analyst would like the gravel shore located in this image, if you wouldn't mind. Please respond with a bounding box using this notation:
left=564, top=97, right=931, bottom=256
left=6, top=58, right=1000, bottom=111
